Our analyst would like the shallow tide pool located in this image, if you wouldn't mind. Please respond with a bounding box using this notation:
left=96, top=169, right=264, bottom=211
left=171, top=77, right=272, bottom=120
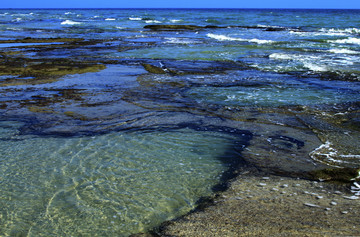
left=0, top=121, right=247, bottom=236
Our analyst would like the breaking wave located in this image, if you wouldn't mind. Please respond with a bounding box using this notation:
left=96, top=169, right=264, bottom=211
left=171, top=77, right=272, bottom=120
left=61, top=20, right=82, bottom=25
left=207, top=33, right=275, bottom=44
left=310, top=141, right=360, bottom=167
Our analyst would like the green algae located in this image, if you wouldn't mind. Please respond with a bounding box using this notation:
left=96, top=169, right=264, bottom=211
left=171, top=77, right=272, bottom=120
left=63, top=111, right=89, bottom=121
left=308, top=167, right=360, bottom=183
left=144, top=25, right=208, bottom=31
left=142, top=63, right=168, bottom=74
left=0, top=59, right=106, bottom=86
left=0, top=37, right=85, bottom=44
left=28, top=106, right=55, bottom=114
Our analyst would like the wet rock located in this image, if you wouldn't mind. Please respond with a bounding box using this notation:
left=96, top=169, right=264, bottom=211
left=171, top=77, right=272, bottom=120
left=308, top=167, right=360, bottom=183
left=144, top=24, right=225, bottom=31
left=0, top=37, right=85, bottom=44
left=268, top=135, right=305, bottom=150
left=0, top=58, right=106, bottom=86
left=141, top=63, right=168, bottom=74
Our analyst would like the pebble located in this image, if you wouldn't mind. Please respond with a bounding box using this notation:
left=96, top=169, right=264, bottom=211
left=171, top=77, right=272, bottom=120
left=330, top=201, right=337, bottom=206
left=343, top=196, right=359, bottom=200
left=341, top=211, right=349, bottom=214
left=281, top=184, right=288, bottom=188
left=304, top=203, right=320, bottom=208
left=259, top=183, right=267, bottom=186
left=316, top=196, right=323, bottom=199
left=262, top=177, right=270, bottom=180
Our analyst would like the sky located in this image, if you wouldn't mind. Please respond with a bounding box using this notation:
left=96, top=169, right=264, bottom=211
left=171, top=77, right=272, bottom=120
left=1, top=0, right=360, bottom=9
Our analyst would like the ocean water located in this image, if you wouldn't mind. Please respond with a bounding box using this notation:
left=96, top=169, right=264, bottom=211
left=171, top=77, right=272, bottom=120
left=0, top=8, right=360, bottom=236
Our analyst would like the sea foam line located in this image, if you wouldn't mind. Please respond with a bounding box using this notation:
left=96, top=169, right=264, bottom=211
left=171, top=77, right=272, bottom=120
left=320, top=27, right=360, bottom=35
left=328, top=48, right=360, bottom=54
left=309, top=141, right=359, bottom=167
left=328, top=37, right=360, bottom=45
left=207, top=33, right=274, bottom=44
left=61, top=20, right=82, bottom=25
left=129, top=17, right=142, bottom=21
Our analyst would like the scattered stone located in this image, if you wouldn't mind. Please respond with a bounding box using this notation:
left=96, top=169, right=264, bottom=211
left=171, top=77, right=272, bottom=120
left=262, top=177, right=270, bottom=180
left=331, top=201, right=337, bottom=206
left=316, top=196, right=323, bottom=199
left=341, top=211, right=349, bottom=214
left=141, top=63, right=168, bottom=74
left=281, top=184, right=288, bottom=188
left=259, top=183, right=267, bottom=186
left=343, top=196, right=359, bottom=200
left=304, top=203, right=320, bottom=208
left=308, top=168, right=360, bottom=183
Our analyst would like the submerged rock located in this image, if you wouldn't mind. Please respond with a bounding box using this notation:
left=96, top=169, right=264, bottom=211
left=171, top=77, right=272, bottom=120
left=141, top=63, right=169, bottom=74
left=308, top=167, right=360, bottom=183
left=0, top=58, right=106, bottom=86
left=144, top=24, right=227, bottom=31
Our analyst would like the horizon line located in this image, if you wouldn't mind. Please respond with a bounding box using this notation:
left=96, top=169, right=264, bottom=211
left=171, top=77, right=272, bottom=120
left=0, top=7, right=359, bottom=10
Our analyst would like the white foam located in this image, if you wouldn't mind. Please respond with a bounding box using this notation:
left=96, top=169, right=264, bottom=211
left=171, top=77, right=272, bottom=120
left=309, top=141, right=342, bottom=167
left=309, top=141, right=359, bottom=167
left=303, top=62, right=328, bottom=72
left=61, top=20, right=82, bottom=25
left=207, top=33, right=274, bottom=44
left=290, top=31, right=346, bottom=37
left=328, top=37, right=360, bottom=45
left=328, top=48, right=360, bottom=54
left=170, top=19, right=183, bottom=23
left=64, top=12, right=74, bottom=15
left=269, top=53, right=293, bottom=60
left=145, top=20, right=162, bottom=24
left=105, top=18, right=116, bottom=21
left=129, top=17, right=142, bottom=21
left=339, top=154, right=360, bottom=159
left=164, top=37, right=196, bottom=44
left=321, top=28, right=360, bottom=35
left=6, top=27, right=22, bottom=31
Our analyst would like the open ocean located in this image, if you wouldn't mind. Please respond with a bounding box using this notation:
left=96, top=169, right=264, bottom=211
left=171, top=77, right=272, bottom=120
left=0, top=8, right=360, bottom=236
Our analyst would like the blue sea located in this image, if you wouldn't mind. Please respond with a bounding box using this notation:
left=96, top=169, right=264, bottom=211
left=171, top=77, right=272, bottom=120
left=0, top=8, right=360, bottom=236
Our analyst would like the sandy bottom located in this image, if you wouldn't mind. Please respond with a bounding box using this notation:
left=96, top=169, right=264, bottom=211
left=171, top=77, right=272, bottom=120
left=156, top=170, right=360, bottom=236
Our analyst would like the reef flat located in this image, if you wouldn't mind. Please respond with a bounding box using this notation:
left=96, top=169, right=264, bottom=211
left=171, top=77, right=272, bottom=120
left=1, top=9, right=360, bottom=236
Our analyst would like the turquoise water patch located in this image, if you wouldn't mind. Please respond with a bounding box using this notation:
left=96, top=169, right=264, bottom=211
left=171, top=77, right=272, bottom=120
left=0, top=42, right=64, bottom=48
left=116, top=45, right=248, bottom=61
left=186, top=81, right=360, bottom=107
left=0, top=121, right=244, bottom=236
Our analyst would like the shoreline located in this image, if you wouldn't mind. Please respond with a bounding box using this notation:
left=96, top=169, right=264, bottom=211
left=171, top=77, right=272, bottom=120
left=147, top=170, right=360, bottom=236
left=1, top=13, right=360, bottom=235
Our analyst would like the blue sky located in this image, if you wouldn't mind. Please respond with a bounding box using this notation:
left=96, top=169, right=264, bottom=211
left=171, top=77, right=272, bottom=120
left=1, top=0, right=360, bottom=9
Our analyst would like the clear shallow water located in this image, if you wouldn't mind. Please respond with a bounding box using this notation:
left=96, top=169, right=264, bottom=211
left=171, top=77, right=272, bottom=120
left=1, top=8, right=360, bottom=236
left=0, top=121, right=247, bottom=236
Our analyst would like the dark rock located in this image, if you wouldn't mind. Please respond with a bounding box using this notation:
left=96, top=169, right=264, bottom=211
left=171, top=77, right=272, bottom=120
left=144, top=25, right=201, bottom=30
left=141, top=63, right=167, bottom=74
left=308, top=167, right=360, bottom=183
left=144, top=24, right=226, bottom=31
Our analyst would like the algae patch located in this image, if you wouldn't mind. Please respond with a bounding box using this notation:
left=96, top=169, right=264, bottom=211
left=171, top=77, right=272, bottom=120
left=0, top=59, right=106, bottom=86
left=308, top=167, right=360, bottom=183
